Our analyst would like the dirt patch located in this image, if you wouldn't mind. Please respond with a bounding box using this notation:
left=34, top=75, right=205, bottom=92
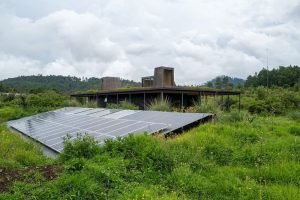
left=0, top=164, right=64, bottom=193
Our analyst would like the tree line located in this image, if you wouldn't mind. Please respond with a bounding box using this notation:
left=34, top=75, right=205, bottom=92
left=245, top=65, right=300, bottom=88
left=0, top=75, right=140, bottom=94
left=0, top=66, right=299, bottom=93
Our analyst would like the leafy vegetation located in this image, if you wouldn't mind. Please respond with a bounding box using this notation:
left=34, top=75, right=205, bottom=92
left=242, top=87, right=300, bottom=115
left=107, top=100, right=139, bottom=110
left=204, top=65, right=300, bottom=90
left=245, top=65, right=300, bottom=88
left=147, top=98, right=173, bottom=112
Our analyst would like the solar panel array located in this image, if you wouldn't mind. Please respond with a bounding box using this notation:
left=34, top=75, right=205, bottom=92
left=8, top=107, right=212, bottom=153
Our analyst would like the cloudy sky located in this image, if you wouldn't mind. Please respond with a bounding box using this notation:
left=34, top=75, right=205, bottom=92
left=0, top=0, right=299, bottom=84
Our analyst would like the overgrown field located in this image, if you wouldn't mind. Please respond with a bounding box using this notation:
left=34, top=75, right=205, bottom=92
left=0, top=87, right=299, bottom=199
left=0, top=112, right=299, bottom=199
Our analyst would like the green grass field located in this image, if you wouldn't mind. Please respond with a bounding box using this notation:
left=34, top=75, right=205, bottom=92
left=0, top=110, right=299, bottom=199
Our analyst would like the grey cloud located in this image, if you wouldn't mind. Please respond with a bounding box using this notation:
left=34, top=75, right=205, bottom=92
left=0, top=0, right=300, bottom=84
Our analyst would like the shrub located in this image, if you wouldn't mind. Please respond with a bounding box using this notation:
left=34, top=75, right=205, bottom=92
left=244, top=87, right=300, bottom=115
left=65, top=158, right=86, bottom=172
left=119, top=100, right=139, bottom=110
left=107, top=100, right=139, bottom=110
left=248, top=100, right=269, bottom=114
left=25, top=91, right=68, bottom=108
left=147, top=98, right=173, bottom=112
left=84, top=100, right=98, bottom=108
left=67, top=99, right=83, bottom=107
left=59, top=134, right=99, bottom=161
left=187, top=100, right=222, bottom=114
left=102, top=134, right=174, bottom=173
left=0, top=106, right=26, bottom=121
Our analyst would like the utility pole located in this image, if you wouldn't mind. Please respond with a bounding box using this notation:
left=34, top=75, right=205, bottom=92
left=266, top=48, right=269, bottom=88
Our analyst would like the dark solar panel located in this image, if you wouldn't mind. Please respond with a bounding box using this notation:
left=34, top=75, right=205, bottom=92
left=8, top=107, right=212, bottom=153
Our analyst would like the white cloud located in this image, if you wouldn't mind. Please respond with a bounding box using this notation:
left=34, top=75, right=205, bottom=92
left=0, top=54, right=41, bottom=79
left=0, top=0, right=300, bottom=84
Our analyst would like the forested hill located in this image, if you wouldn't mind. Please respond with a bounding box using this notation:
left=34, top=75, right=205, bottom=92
left=0, top=75, right=140, bottom=93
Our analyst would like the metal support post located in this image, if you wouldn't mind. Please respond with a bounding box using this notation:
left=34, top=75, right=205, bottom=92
left=181, top=92, right=184, bottom=111
left=143, top=92, right=146, bottom=110
left=117, top=94, right=119, bottom=106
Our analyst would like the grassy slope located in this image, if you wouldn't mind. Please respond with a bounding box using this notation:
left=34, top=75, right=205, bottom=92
left=0, top=123, right=52, bottom=168
left=0, top=105, right=53, bottom=168
left=0, top=112, right=299, bottom=199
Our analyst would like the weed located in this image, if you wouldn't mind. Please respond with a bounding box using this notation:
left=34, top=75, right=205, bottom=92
left=147, top=98, right=173, bottom=112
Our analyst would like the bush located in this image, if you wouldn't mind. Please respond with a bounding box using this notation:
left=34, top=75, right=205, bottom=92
left=0, top=106, right=26, bottom=121
left=187, top=100, right=222, bottom=114
left=59, top=134, right=99, bottom=161
left=102, top=134, right=174, bottom=173
left=119, top=100, right=139, bottom=110
left=107, top=100, right=139, bottom=110
left=65, top=158, right=86, bottom=172
left=147, top=98, right=172, bottom=112
left=67, top=99, right=83, bottom=107
left=248, top=100, right=269, bottom=114
left=84, top=100, right=98, bottom=108
left=244, top=87, right=300, bottom=115
left=25, top=91, right=68, bottom=108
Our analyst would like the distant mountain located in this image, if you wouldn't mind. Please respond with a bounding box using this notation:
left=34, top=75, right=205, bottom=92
left=204, top=75, right=245, bottom=89
left=0, top=75, right=140, bottom=94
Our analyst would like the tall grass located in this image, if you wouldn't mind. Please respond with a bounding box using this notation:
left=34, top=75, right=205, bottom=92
left=186, top=100, right=223, bottom=116
left=147, top=98, right=173, bottom=112
left=107, top=100, right=139, bottom=110
left=0, top=124, right=51, bottom=168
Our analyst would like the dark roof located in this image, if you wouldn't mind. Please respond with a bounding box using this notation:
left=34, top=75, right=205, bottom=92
left=71, top=87, right=240, bottom=97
